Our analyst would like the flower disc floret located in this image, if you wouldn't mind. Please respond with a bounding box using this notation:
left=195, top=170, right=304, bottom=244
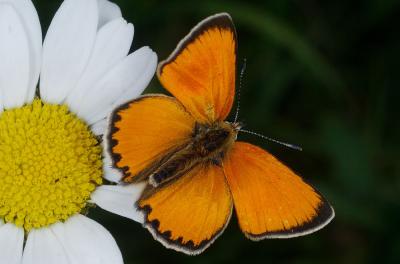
left=0, top=99, right=103, bottom=231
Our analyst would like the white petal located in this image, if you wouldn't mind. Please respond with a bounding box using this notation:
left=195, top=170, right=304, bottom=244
left=102, top=149, right=124, bottom=183
left=22, top=228, right=69, bottom=264
left=98, top=0, right=122, bottom=28
left=40, top=0, right=98, bottom=104
left=111, top=50, right=157, bottom=108
left=91, top=118, right=107, bottom=135
left=50, top=215, right=123, bottom=264
left=0, top=4, right=30, bottom=109
left=77, top=46, right=157, bottom=124
left=0, top=0, right=42, bottom=103
left=0, top=223, right=24, bottom=264
left=91, top=183, right=146, bottom=223
left=103, top=165, right=124, bottom=184
left=66, top=18, right=134, bottom=114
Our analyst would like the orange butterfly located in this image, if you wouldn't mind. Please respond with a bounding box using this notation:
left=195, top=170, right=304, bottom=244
left=107, top=13, right=334, bottom=255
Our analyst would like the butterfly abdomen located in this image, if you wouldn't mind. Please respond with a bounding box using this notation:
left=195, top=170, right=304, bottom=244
left=149, top=152, right=197, bottom=186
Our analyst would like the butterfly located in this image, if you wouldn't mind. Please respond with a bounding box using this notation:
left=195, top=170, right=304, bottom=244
left=107, top=13, right=334, bottom=255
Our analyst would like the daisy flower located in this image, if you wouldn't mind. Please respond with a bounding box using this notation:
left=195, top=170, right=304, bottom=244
left=0, top=0, right=157, bottom=263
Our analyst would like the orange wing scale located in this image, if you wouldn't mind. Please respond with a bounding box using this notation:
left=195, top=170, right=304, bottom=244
left=223, top=142, right=334, bottom=239
left=109, top=95, right=195, bottom=181
left=157, top=15, right=236, bottom=123
left=138, top=164, right=232, bottom=255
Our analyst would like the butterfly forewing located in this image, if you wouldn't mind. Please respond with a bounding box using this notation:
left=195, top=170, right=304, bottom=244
left=223, top=142, right=334, bottom=239
left=157, top=13, right=237, bottom=123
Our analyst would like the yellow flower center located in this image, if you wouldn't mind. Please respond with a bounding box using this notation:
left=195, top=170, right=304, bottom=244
left=0, top=99, right=102, bottom=231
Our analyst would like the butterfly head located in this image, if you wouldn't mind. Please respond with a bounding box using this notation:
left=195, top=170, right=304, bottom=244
left=231, top=121, right=243, bottom=132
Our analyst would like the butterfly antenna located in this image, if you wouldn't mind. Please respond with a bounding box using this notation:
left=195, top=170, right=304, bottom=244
left=234, top=58, right=247, bottom=123
left=239, top=129, right=303, bottom=151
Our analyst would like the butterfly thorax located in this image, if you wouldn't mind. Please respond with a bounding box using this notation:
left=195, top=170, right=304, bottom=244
left=146, top=121, right=238, bottom=187
left=192, top=121, right=237, bottom=157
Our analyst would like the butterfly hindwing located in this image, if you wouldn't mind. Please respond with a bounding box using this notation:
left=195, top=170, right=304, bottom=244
left=223, top=142, right=334, bottom=239
left=157, top=13, right=237, bottom=123
left=137, top=163, right=233, bottom=255
left=108, top=94, right=195, bottom=182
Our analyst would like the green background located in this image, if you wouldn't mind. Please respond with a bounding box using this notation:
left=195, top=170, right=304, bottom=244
left=35, top=0, right=400, bottom=263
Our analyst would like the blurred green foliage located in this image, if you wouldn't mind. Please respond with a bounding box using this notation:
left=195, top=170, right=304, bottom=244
left=34, top=0, right=400, bottom=263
